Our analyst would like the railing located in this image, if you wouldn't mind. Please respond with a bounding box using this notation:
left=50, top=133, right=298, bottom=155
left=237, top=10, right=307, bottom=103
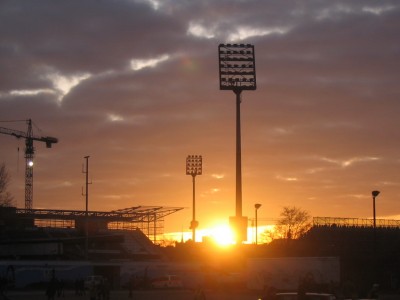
left=313, top=216, right=400, bottom=228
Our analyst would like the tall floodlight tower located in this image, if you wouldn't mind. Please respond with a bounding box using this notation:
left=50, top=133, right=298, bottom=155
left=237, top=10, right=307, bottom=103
left=218, top=43, right=256, bottom=243
left=186, top=155, right=202, bottom=242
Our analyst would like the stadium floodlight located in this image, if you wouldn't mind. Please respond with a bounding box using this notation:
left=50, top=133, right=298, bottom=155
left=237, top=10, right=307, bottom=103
left=219, top=44, right=256, bottom=243
left=186, top=155, right=202, bottom=176
left=186, top=155, right=202, bottom=242
left=218, top=44, right=256, bottom=91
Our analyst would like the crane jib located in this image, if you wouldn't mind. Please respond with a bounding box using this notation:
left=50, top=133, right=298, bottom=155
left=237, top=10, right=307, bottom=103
left=34, top=136, right=58, bottom=148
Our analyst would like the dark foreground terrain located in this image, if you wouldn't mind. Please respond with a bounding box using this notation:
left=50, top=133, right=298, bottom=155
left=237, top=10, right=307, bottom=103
left=2, top=289, right=261, bottom=300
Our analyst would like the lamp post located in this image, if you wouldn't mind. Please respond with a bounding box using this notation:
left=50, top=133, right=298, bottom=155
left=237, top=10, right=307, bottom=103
left=372, top=190, right=380, bottom=229
left=82, top=156, right=90, bottom=260
left=186, top=155, right=202, bottom=242
left=371, top=190, right=380, bottom=282
left=255, top=203, right=262, bottom=245
left=219, top=43, right=256, bottom=243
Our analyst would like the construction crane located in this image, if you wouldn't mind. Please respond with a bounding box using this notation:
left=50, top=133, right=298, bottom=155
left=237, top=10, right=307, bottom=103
left=0, top=119, right=58, bottom=210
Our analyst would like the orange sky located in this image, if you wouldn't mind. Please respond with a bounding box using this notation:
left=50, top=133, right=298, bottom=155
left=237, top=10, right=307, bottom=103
left=1, top=1, right=400, bottom=236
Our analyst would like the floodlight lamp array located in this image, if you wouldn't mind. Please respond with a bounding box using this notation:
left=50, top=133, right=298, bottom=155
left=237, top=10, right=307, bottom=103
left=186, top=155, right=202, bottom=176
left=219, top=43, right=256, bottom=91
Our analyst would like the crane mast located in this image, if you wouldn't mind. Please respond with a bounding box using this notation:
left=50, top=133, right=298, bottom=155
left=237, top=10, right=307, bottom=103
left=0, top=119, right=58, bottom=210
left=25, top=120, right=34, bottom=210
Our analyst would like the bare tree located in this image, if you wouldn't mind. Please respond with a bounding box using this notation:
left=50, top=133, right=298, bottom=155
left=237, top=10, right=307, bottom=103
left=0, top=163, right=14, bottom=207
left=260, top=227, right=280, bottom=243
left=275, top=206, right=311, bottom=239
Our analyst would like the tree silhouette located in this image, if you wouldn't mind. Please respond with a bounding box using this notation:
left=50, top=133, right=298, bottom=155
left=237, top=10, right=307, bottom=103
left=275, top=206, right=311, bottom=240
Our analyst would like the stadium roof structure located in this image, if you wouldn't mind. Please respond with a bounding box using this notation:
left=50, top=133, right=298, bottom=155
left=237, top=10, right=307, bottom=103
left=16, top=206, right=183, bottom=221
left=13, top=206, right=184, bottom=243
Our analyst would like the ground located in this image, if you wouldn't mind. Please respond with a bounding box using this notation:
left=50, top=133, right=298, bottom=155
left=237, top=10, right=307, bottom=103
left=3, top=289, right=261, bottom=300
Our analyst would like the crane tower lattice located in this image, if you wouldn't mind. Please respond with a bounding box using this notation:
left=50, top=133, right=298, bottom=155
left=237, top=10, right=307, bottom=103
left=0, top=119, right=58, bottom=210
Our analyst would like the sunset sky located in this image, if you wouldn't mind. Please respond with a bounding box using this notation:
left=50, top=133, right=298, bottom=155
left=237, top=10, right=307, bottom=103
left=1, top=0, right=400, bottom=237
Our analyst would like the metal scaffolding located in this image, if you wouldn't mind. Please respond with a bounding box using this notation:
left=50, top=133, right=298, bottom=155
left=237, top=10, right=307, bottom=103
left=16, top=206, right=183, bottom=242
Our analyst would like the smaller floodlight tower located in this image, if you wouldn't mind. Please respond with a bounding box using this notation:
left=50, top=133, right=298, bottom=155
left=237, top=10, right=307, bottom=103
left=219, top=43, right=256, bottom=243
left=186, top=155, right=202, bottom=242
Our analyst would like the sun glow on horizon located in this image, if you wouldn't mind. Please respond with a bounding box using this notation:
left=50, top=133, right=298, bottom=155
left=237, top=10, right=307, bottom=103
left=161, top=224, right=276, bottom=247
left=206, top=224, right=235, bottom=246
left=161, top=225, right=235, bottom=246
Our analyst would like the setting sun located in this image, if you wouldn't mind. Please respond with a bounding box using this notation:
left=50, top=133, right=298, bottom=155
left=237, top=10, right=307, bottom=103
left=161, top=225, right=236, bottom=246
left=208, top=224, right=235, bottom=246
left=162, top=224, right=275, bottom=246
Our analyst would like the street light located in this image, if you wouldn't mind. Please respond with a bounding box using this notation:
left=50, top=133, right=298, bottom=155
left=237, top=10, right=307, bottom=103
left=372, top=190, right=380, bottom=229
left=186, top=155, right=202, bottom=242
left=82, top=156, right=90, bottom=260
left=371, top=190, right=380, bottom=282
left=255, top=204, right=262, bottom=245
left=219, top=43, right=256, bottom=243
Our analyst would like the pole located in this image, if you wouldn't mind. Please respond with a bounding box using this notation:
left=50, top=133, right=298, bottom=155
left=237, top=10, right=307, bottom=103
left=84, top=156, right=89, bottom=260
left=153, top=213, right=157, bottom=243
left=147, top=214, right=150, bottom=241
left=235, top=89, right=242, bottom=217
left=192, top=175, right=196, bottom=242
left=371, top=190, right=380, bottom=283
left=255, top=208, right=258, bottom=245
left=373, top=193, right=377, bottom=283
left=373, top=195, right=376, bottom=230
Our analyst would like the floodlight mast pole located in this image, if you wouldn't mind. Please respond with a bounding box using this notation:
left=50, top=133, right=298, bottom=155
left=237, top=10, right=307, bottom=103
left=192, top=174, right=196, bottom=240
left=235, top=89, right=242, bottom=217
left=219, top=43, right=256, bottom=243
